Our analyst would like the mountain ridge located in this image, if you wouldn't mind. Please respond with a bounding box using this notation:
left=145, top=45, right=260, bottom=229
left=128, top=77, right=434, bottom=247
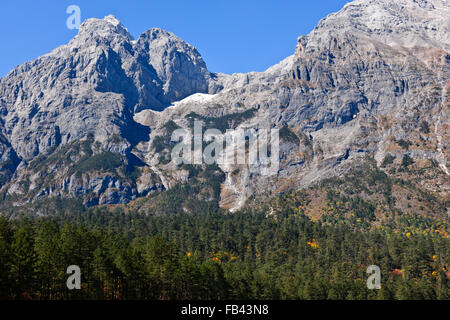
left=0, top=0, right=448, bottom=214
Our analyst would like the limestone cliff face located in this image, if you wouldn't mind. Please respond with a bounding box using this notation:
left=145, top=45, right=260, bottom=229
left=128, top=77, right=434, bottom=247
left=0, top=1, right=448, bottom=210
left=0, top=15, right=212, bottom=205
left=0, top=14, right=213, bottom=157
left=135, top=0, right=449, bottom=211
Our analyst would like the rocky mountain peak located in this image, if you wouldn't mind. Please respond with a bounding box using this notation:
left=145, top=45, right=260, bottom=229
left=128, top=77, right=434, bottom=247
left=298, top=0, right=450, bottom=53
left=135, top=27, right=211, bottom=102
left=140, top=27, right=174, bottom=41
left=103, top=14, right=123, bottom=27
left=0, top=13, right=214, bottom=163
left=74, top=15, right=134, bottom=44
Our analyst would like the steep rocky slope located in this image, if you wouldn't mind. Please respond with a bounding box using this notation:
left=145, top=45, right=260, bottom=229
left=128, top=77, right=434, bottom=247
left=135, top=0, right=449, bottom=211
left=0, top=15, right=214, bottom=205
left=0, top=0, right=448, bottom=213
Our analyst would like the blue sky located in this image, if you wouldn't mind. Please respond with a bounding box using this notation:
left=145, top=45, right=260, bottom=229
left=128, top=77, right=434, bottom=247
left=0, top=0, right=351, bottom=77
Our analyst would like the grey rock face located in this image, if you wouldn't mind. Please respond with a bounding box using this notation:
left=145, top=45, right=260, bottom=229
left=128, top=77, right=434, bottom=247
left=135, top=0, right=449, bottom=211
left=0, top=0, right=448, bottom=210
left=0, top=133, right=20, bottom=186
left=0, top=14, right=212, bottom=158
left=0, top=15, right=213, bottom=204
left=135, top=28, right=212, bottom=107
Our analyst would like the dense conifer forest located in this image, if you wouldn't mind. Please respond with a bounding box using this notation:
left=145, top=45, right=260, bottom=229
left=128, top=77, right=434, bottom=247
left=1, top=164, right=448, bottom=300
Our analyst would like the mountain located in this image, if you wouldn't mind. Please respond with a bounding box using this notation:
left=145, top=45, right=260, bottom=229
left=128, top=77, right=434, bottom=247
left=0, top=14, right=216, bottom=206
left=0, top=0, right=448, bottom=215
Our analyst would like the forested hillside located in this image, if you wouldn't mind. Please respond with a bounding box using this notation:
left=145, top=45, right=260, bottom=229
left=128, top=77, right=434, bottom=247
left=1, top=162, right=448, bottom=300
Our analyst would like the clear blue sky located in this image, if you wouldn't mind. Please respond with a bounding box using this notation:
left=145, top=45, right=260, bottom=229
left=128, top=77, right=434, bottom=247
left=0, top=0, right=351, bottom=77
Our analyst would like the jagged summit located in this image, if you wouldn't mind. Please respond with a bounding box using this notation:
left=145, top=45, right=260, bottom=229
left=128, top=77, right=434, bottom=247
left=305, top=0, right=450, bottom=51
left=74, top=14, right=134, bottom=43
left=104, top=14, right=123, bottom=27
